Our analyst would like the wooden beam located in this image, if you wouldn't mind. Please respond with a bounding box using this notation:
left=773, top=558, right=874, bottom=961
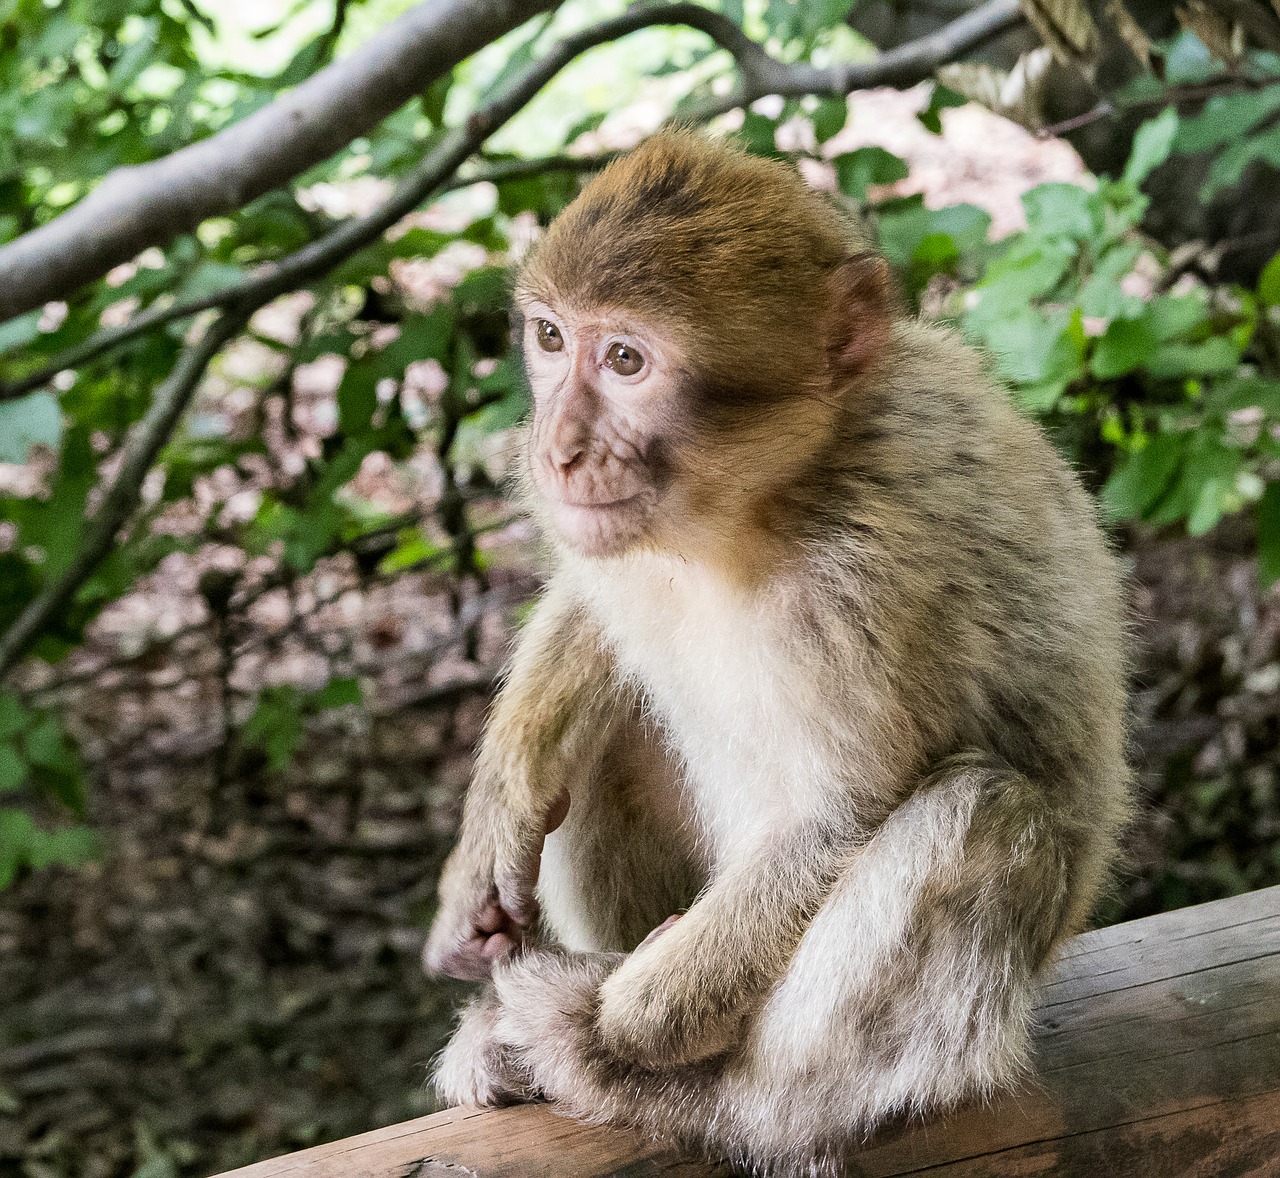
left=216, top=884, right=1280, bottom=1177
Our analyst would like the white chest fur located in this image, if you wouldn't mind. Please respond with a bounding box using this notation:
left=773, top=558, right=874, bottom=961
left=568, top=556, right=834, bottom=859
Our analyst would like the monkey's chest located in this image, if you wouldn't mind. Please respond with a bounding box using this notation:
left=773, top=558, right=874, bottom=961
left=589, top=574, right=829, bottom=850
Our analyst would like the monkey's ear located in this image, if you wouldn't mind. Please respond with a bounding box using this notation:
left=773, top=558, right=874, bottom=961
left=825, top=252, right=898, bottom=378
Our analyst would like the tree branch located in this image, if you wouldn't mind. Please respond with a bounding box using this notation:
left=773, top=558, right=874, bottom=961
left=0, top=0, right=1026, bottom=676
left=681, top=0, right=1022, bottom=120
left=0, top=0, right=1020, bottom=402
left=0, top=0, right=560, bottom=325
left=0, top=310, right=249, bottom=678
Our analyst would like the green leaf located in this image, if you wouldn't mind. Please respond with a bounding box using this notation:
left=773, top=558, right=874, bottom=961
left=1077, top=243, right=1144, bottom=320
left=1021, top=183, right=1097, bottom=240
left=966, top=239, right=1075, bottom=330
left=1102, top=434, right=1185, bottom=520
left=0, top=693, right=28, bottom=741
left=1258, top=252, right=1280, bottom=306
left=378, top=528, right=441, bottom=575
left=1257, top=482, right=1280, bottom=587
left=27, top=824, right=98, bottom=871
left=1175, top=86, right=1280, bottom=154
left=834, top=147, right=908, bottom=201
left=1123, top=108, right=1179, bottom=187
left=0, top=393, right=62, bottom=462
left=336, top=363, right=378, bottom=436
left=917, top=83, right=966, bottom=134
left=1201, top=122, right=1280, bottom=200
left=0, top=310, right=42, bottom=357
left=737, top=111, right=779, bottom=157
left=981, top=309, right=1084, bottom=387
left=1145, top=338, right=1239, bottom=379
left=241, top=687, right=305, bottom=773
left=0, top=810, right=98, bottom=889
left=1144, top=294, right=1211, bottom=341
left=1090, top=316, right=1160, bottom=379
left=23, top=714, right=73, bottom=772
left=1150, top=438, right=1242, bottom=528
left=381, top=307, right=455, bottom=371
left=422, top=73, right=453, bottom=126
left=0, top=743, right=25, bottom=793
left=310, top=677, right=362, bottom=710
left=812, top=97, right=848, bottom=143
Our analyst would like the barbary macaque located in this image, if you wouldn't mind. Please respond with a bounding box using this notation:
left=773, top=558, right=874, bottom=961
left=422, top=130, right=1130, bottom=1176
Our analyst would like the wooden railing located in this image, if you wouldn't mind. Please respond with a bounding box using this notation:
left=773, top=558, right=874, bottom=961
left=215, top=884, right=1280, bottom=1177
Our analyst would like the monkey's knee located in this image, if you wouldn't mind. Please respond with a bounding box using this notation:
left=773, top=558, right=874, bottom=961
left=433, top=989, right=532, bottom=1108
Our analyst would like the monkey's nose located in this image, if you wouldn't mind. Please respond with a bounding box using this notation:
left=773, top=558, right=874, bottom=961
left=553, top=445, right=586, bottom=476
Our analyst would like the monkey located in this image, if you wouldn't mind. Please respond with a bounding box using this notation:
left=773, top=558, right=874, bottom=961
left=421, top=129, right=1130, bottom=1177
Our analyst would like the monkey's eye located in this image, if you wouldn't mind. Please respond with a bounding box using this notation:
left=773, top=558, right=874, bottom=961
left=604, top=342, right=644, bottom=376
left=535, top=320, right=564, bottom=353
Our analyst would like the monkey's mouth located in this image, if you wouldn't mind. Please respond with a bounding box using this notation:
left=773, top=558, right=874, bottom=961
left=559, top=494, right=644, bottom=511
left=546, top=492, right=653, bottom=557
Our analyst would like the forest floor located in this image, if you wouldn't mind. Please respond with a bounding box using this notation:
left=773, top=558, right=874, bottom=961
left=2, top=91, right=1279, bottom=1178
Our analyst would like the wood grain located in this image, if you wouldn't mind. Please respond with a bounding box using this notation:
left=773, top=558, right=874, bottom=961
left=213, top=885, right=1280, bottom=1178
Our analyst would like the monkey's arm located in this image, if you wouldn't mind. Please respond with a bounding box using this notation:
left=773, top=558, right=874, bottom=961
left=424, top=581, right=616, bottom=981
left=595, top=817, right=858, bottom=1068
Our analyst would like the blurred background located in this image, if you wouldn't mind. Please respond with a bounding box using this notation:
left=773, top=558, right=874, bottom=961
left=1, top=0, right=1279, bottom=1173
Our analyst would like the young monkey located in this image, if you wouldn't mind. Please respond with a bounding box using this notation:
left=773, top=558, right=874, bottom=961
left=423, top=130, right=1130, bottom=1176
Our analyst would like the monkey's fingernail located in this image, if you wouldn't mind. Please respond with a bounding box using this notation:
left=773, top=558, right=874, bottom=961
left=482, top=932, right=518, bottom=960
left=639, top=913, right=682, bottom=947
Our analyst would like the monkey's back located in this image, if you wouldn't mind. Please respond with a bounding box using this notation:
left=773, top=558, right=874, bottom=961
left=808, top=319, right=1131, bottom=927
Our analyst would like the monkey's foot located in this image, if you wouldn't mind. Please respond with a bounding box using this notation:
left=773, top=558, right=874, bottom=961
left=433, top=988, right=534, bottom=1107
left=484, top=950, right=633, bottom=1109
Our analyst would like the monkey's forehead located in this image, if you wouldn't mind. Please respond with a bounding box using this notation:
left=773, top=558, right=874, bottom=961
left=517, top=132, right=854, bottom=320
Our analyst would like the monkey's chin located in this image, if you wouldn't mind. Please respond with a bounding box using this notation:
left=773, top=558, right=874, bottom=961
left=548, top=498, right=652, bottom=559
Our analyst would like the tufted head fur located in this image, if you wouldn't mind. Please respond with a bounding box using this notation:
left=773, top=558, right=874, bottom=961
left=516, top=129, right=892, bottom=402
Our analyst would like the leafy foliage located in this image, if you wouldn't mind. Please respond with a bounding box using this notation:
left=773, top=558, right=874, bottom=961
left=0, top=0, right=1278, bottom=908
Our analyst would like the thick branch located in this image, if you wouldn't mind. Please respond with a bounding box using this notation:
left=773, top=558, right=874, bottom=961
left=0, top=310, right=249, bottom=678
left=684, top=0, right=1022, bottom=118
left=0, top=1, right=1020, bottom=402
left=0, top=0, right=559, bottom=325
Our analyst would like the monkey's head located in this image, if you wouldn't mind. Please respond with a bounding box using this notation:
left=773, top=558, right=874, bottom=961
left=514, top=130, right=894, bottom=562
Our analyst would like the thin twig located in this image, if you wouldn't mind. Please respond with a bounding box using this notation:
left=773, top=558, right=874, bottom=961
left=0, top=310, right=250, bottom=678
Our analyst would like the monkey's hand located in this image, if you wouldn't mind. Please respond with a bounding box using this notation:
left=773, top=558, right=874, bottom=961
left=423, top=787, right=570, bottom=982
left=595, top=913, right=745, bottom=1069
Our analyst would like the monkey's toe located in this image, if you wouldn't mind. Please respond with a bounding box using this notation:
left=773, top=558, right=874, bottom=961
left=433, top=990, right=533, bottom=1107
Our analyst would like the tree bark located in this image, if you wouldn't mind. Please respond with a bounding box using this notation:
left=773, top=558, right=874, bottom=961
left=0, top=0, right=560, bottom=325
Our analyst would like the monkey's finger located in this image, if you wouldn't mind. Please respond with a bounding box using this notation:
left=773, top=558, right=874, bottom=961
left=480, top=931, right=519, bottom=962
left=495, top=872, right=540, bottom=929
left=638, top=913, right=682, bottom=948
left=425, top=932, right=499, bottom=982
left=474, top=899, right=509, bottom=935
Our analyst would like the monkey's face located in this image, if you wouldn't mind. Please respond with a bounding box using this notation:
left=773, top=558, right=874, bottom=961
left=518, top=297, right=686, bottom=559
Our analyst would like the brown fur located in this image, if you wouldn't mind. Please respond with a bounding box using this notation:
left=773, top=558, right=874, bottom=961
left=424, top=131, right=1131, bottom=1177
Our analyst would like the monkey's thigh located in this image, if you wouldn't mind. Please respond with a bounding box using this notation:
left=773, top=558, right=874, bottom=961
left=733, top=755, right=1077, bottom=1138
left=538, top=708, right=702, bottom=953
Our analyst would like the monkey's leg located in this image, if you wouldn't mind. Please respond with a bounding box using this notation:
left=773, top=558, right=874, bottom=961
left=424, top=582, right=620, bottom=980
left=537, top=700, right=704, bottom=954
left=486, top=755, right=1085, bottom=1177
left=434, top=706, right=700, bottom=1108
